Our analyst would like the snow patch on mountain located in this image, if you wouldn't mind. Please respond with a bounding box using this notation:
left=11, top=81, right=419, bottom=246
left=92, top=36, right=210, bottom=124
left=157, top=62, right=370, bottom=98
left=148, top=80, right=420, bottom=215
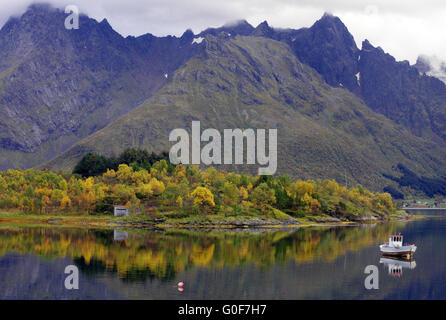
left=192, top=37, right=204, bottom=44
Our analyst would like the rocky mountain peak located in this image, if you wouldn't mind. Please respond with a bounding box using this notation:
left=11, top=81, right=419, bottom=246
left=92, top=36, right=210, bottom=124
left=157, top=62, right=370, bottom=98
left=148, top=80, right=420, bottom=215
left=181, top=29, right=194, bottom=38
left=23, top=3, right=57, bottom=15
left=361, top=39, right=374, bottom=51
left=286, top=13, right=359, bottom=93
left=252, top=20, right=274, bottom=37
left=361, top=39, right=386, bottom=55
left=1, top=3, right=60, bottom=33
left=312, top=13, right=358, bottom=50
left=317, top=12, right=343, bottom=26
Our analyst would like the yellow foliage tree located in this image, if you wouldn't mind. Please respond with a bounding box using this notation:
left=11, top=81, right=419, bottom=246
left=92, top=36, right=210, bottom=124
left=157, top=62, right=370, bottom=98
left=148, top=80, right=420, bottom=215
left=302, top=192, right=321, bottom=214
left=133, top=170, right=151, bottom=184
left=148, top=178, right=165, bottom=195
left=323, top=179, right=341, bottom=196
left=136, top=184, right=153, bottom=199
left=117, top=164, right=133, bottom=183
left=103, top=168, right=117, bottom=181
left=239, top=186, right=249, bottom=200
left=190, top=187, right=215, bottom=207
left=60, top=195, right=72, bottom=210
left=293, top=181, right=314, bottom=197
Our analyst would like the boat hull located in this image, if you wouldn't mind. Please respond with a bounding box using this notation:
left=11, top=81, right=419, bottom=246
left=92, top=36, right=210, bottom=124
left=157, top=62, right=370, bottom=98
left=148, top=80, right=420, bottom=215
left=381, top=251, right=414, bottom=257
left=380, top=244, right=416, bottom=257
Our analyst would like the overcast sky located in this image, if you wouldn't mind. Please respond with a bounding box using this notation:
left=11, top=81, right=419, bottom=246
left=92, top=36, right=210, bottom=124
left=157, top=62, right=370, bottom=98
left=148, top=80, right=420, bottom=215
left=1, top=0, right=445, bottom=64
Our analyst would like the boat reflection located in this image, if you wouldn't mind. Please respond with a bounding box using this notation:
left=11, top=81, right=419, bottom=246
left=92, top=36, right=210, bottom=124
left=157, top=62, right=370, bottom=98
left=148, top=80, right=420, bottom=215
left=380, top=257, right=416, bottom=277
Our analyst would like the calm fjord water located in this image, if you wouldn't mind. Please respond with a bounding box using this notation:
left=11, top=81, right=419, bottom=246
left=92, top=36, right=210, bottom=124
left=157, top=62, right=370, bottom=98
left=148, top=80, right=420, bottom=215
left=1, top=212, right=445, bottom=299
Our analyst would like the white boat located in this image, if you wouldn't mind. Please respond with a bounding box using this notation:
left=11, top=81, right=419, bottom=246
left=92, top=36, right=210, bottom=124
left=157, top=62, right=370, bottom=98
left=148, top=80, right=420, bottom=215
left=379, top=234, right=416, bottom=258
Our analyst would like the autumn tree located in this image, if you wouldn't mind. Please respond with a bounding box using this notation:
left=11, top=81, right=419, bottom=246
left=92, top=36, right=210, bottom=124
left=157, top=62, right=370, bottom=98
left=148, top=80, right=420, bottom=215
left=249, top=183, right=276, bottom=213
left=190, top=186, right=215, bottom=213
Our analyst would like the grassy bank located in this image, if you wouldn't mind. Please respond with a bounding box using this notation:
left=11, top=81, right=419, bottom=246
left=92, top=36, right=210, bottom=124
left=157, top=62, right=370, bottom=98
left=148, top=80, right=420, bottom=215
left=0, top=162, right=403, bottom=228
left=0, top=209, right=412, bottom=230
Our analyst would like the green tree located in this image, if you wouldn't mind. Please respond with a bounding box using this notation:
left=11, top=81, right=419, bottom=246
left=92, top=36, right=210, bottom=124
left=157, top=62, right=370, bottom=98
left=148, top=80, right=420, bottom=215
left=73, top=152, right=116, bottom=177
left=250, top=183, right=276, bottom=212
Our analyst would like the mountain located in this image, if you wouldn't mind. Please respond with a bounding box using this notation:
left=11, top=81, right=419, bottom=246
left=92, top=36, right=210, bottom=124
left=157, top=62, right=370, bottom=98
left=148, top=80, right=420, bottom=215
left=253, top=15, right=446, bottom=144
left=358, top=40, right=446, bottom=143
left=251, top=21, right=275, bottom=38
left=43, top=34, right=446, bottom=192
left=3, top=4, right=446, bottom=195
left=222, top=13, right=446, bottom=145
left=200, top=14, right=361, bottom=97
left=0, top=3, right=199, bottom=169
left=278, top=13, right=360, bottom=95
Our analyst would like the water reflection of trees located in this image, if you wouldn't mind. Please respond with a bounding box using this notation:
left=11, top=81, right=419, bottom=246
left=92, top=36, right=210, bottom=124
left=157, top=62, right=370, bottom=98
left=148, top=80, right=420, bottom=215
left=0, top=224, right=400, bottom=281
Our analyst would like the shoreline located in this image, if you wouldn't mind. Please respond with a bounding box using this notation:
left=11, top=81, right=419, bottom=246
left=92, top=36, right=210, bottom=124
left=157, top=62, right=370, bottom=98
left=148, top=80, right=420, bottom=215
left=0, top=211, right=417, bottom=231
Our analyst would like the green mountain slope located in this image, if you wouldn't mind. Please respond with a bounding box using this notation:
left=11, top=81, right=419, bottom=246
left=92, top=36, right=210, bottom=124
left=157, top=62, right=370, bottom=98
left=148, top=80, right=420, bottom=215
left=42, top=35, right=446, bottom=192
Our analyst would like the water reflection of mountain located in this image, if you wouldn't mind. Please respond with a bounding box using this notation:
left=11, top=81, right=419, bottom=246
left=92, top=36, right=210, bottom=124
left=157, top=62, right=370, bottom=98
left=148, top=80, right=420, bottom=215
left=0, top=224, right=398, bottom=282
left=0, top=253, right=124, bottom=299
left=1, top=218, right=446, bottom=299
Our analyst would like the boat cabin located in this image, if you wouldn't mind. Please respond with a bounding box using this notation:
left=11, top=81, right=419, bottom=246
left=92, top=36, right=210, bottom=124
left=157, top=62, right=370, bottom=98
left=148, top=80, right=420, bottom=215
left=389, top=235, right=403, bottom=247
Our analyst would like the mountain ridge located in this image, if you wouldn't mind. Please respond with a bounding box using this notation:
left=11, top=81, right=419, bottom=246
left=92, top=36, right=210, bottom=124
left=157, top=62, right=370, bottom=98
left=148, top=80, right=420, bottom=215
left=2, top=4, right=446, bottom=196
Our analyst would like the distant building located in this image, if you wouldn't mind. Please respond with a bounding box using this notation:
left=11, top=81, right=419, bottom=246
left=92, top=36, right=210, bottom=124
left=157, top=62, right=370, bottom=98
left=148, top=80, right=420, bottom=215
left=114, top=205, right=129, bottom=217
